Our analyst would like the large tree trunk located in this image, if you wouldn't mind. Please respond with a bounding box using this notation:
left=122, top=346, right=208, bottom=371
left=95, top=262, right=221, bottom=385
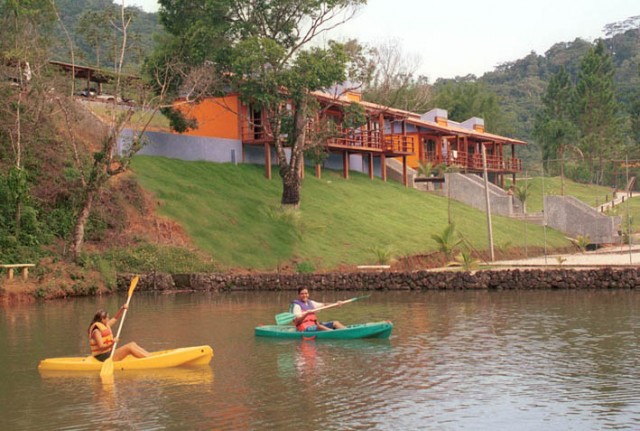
left=281, top=167, right=301, bottom=207
left=278, top=97, right=308, bottom=207
left=71, top=189, right=95, bottom=260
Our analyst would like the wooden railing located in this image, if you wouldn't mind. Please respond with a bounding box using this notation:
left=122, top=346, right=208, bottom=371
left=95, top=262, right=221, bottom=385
left=242, top=122, right=272, bottom=143
left=383, top=135, right=414, bottom=154
left=423, top=151, right=522, bottom=172
left=243, top=122, right=415, bottom=155
left=326, top=129, right=383, bottom=150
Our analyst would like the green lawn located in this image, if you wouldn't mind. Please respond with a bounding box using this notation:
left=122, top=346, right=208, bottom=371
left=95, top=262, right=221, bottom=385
left=132, top=156, right=572, bottom=270
left=508, top=176, right=613, bottom=213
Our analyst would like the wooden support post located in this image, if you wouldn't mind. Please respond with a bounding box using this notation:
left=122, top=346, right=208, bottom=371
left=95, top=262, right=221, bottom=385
left=403, top=156, right=408, bottom=187
left=264, top=143, right=272, bottom=180
left=379, top=113, right=385, bottom=149
left=315, top=164, right=322, bottom=179
left=368, top=154, right=374, bottom=180
left=343, top=151, right=350, bottom=179
left=300, top=153, right=305, bottom=180
left=381, top=154, right=387, bottom=182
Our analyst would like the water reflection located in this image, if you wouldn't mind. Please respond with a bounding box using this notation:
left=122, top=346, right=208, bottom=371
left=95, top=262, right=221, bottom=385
left=1, top=290, right=640, bottom=430
left=39, top=366, right=214, bottom=386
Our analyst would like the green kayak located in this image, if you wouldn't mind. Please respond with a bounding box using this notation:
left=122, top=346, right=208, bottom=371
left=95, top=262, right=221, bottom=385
left=255, top=321, right=393, bottom=339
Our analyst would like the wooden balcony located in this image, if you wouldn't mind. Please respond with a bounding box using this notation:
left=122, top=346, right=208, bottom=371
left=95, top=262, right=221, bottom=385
left=241, top=123, right=273, bottom=145
left=383, top=135, right=414, bottom=156
left=424, top=151, right=522, bottom=173
left=242, top=123, right=415, bottom=156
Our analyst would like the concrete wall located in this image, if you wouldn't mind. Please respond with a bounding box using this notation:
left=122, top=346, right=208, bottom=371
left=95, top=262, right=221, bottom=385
left=324, top=153, right=365, bottom=173
left=386, top=158, right=416, bottom=187
left=122, top=130, right=373, bottom=176
left=442, top=173, right=523, bottom=216
left=119, top=129, right=242, bottom=163
left=545, top=196, right=621, bottom=244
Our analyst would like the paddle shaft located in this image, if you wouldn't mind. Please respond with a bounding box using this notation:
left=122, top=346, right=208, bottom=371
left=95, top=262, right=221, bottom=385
left=294, top=296, right=367, bottom=321
left=100, top=276, right=139, bottom=381
left=301, top=298, right=356, bottom=316
left=106, top=294, right=133, bottom=360
left=275, top=294, right=371, bottom=325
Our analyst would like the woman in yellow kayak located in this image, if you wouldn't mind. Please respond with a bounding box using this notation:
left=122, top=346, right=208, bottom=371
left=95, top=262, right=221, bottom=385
left=89, top=305, right=150, bottom=362
left=291, top=287, right=347, bottom=332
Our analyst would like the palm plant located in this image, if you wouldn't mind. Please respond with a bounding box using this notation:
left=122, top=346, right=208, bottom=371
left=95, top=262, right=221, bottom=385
left=431, top=224, right=462, bottom=261
left=454, top=249, right=479, bottom=271
left=515, top=180, right=532, bottom=257
left=574, top=235, right=591, bottom=252
left=369, top=245, right=395, bottom=265
left=514, top=182, right=532, bottom=213
left=417, top=161, right=434, bottom=178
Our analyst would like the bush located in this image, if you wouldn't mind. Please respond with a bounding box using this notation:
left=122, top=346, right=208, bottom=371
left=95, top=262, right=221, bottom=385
left=295, top=261, right=315, bottom=273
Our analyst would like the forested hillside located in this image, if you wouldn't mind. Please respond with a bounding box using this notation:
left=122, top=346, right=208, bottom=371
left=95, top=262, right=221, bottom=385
left=435, top=19, right=640, bottom=169
left=50, top=0, right=160, bottom=71
left=362, top=17, right=640, bottom=173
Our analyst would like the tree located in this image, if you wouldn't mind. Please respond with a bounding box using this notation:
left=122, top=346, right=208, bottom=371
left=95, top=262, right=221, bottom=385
left=363, top=39, right=432, bottom=112
left=156, top=0, right=368, bottom=207
left=431, top=78, right=507, bottom=134
left=514, top=181, right=532, bottom=257
left=630, top=66, right=640, bottom=147
left=76, top=10, right=114, bottom=67
left=0, top=0, right=54, bottom=243
left=533, top=66, right=579, bottom=194
left=65, top=0, right=179, bottom=259
left=574, top=40, right=625, bottom=184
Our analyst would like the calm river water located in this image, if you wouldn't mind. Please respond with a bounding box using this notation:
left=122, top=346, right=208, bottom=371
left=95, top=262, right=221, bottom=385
left=1, top=290, right=639, bottom=430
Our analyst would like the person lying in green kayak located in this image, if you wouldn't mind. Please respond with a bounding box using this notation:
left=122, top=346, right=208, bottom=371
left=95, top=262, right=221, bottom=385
left=88, top=305, right=150, bottom=362
left=291, top=287, right=347, bottom=332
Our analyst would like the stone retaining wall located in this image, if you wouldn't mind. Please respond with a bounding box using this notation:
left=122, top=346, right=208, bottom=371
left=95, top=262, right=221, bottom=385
left=122, top=268, right=640, bottom=292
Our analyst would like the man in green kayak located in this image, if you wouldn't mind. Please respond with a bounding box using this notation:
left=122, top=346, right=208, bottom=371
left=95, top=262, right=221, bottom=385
left=291, top=287, right=347, bottom=332
left=88, top=305, right=150, bottom=362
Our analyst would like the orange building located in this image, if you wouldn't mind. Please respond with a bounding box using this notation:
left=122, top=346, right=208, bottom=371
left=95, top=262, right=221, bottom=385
left=175, top=86, right=525, bottom=187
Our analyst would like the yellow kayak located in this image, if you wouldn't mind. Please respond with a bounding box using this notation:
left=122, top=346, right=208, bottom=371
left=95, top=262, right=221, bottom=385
left=38, top=345, right=213, bottom=372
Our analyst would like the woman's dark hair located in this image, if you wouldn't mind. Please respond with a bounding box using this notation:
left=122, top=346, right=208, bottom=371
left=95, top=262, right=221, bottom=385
left=88, top=310, right=108, bottom=333
left=297, top=287, right=309, bottom=294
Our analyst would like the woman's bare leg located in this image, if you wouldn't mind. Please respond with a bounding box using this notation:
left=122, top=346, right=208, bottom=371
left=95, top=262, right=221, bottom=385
left=113, top=342, right=150, bottom=361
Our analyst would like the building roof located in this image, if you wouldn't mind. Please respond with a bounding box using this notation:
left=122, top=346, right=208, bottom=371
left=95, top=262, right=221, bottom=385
left=49, top=60, right=140, bottom=84
left=312, top=90, right=526, bottom=145
left=406, top=116, right=527, bottom=145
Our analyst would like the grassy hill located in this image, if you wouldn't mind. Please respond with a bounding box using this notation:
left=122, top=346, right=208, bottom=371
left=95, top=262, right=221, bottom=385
left=132, top=156, right=572, bottom=271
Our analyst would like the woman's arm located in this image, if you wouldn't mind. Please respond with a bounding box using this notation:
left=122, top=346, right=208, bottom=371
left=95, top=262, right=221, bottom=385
left=107, top=304, right=127, bottom=327
left=92, top=329, right=113, bottom=349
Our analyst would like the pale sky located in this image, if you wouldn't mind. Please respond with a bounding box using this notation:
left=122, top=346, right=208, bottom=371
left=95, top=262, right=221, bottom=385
left=130, top=0, right=638, bottom=81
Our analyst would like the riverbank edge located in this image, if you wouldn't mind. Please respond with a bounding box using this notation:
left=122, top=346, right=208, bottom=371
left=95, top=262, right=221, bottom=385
left=3, top=267, right=637, bottom=303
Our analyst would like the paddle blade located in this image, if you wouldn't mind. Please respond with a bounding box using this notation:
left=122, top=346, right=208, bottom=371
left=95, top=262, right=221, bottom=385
left=100, top=357, right=114, bottom=381
left=351, top=294, right=371, bottom=302
left=275, top=312, right=296, bottom=326
left=128, top=276, right=139, bottom=298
